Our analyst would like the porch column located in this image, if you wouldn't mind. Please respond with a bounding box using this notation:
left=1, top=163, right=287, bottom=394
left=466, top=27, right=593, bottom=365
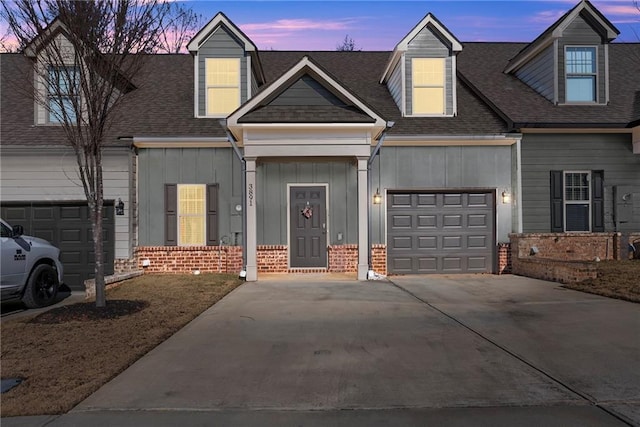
left=245, top=158, right=258, bottom=281
left=357, top=157, right=369, bottom=281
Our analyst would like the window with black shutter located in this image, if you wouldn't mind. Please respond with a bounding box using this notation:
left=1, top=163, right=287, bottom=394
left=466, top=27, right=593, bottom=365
left=550, top=170, right=604, bottom=232
left=164, top=183, right=219, bottom=246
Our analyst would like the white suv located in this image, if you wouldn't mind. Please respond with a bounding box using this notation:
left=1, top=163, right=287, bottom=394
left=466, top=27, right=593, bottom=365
left=1, top=219, right=64, bottom=308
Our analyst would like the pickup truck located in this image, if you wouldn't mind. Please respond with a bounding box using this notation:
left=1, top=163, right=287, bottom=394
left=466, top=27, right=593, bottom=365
left=1, top=218, right=64, bottom=308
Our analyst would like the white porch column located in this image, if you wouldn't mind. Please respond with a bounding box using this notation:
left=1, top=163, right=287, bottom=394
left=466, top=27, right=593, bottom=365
left=357, top=157, right=369, bottom=281
left=245, top=158, right=258, bottom=281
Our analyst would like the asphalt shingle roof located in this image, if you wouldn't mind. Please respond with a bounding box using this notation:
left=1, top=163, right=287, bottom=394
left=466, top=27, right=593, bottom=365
left=2, top=40, right=639, bottom=147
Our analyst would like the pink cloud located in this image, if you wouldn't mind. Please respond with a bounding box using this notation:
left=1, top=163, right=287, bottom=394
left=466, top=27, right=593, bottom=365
left=597, top=4, right=640, bottom=16
left=530, top=9, right=567, bottom=24
left=242, top=18, right=357, bottom=32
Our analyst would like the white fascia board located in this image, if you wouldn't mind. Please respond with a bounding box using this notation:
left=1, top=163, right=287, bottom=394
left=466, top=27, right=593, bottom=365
left=521, top=128, right=631, bottom=134
left=133, top=137, right=231, bottom=149
left=187, top=13, right=256, bottom=53
left=194, top=52, right=199, bottom=117
left=384, top=134, right=521, bottom=146
left=24, top=19, right=66, bottom=57
left=504, top=34, right=555, bottom=74
left=554, top=2, right=618, bottom=40
left=380, top=50, right=402, bottom=84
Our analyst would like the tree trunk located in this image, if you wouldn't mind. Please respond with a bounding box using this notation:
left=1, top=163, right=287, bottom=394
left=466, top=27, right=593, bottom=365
left=93, top=155, right=106, bottom=308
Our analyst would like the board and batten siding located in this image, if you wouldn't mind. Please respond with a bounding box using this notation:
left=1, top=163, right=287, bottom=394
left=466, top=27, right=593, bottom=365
left=405, top=25, right=453, bottom=116
left=0, top=148, right=134, bottom=258
left=137, top=147, right=242, bottom=246
left=257, top=161, right=357, bottom=246
left=370, top=145, right=514, bottom=243
left=520, top=133, right=640, bottom=232
left=557, top=15, right=607, bottom=104
left=197, top=25, right=247, bottom=117
left=515, top=44, right=555, bottom=103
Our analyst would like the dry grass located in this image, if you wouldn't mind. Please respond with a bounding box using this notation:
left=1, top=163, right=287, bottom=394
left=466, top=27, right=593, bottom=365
left=0, top=274, right=243, bottom=417
left=563, top=260, right=640, bottom=303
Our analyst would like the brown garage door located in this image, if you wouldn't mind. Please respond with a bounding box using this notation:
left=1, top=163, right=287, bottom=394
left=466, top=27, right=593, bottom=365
left=1, top=202, right=115, bottom=291
left=387, top=191, right=495, bottom=274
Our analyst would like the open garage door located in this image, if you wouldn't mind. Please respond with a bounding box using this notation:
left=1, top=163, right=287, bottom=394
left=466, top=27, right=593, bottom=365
left=387, top=191, right=495, bottom=274
left=1, top=202, right=115, bottom=291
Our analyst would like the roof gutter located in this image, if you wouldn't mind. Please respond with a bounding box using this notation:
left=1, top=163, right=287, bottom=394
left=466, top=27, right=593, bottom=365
left=219, top=119, right=247, bottom=279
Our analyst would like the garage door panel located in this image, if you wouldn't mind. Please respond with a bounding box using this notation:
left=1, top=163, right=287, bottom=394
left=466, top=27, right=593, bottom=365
left=0, top=202, right=115, bottom=291
left=387, top=191, right=494, bottom=274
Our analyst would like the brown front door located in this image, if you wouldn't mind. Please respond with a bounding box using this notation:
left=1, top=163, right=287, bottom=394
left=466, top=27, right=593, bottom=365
left=290, top=186, right=327, bottom=268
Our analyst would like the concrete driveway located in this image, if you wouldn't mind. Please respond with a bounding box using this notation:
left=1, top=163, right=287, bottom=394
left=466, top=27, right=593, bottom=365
left=12, top=274, right=639, bottom=426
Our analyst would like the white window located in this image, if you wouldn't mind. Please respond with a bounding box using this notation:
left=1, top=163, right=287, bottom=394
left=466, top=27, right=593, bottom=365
left=412, top=58, right=445, bottom=115
left=564, top=171, right=591, bottom=232
left=48, top=66, right=80, bottom=123
left=565, top=47, right=596, bottom=103
left=178, top=184, right=206, bottom=245
left=205, top=58, right=240, bottom=116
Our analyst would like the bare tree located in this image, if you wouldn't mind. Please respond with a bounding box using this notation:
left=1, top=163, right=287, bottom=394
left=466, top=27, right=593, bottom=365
left=336, top=34, right=359, bottom=51
left=0, top=0, right=178, bottom=307
left=0, top=26, right=18, bottom=52
left=156, top=2, right=203, bottom=54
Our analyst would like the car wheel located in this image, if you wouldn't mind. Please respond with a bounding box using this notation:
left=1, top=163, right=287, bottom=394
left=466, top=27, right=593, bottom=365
left=22, top=264, right=59, bottom=309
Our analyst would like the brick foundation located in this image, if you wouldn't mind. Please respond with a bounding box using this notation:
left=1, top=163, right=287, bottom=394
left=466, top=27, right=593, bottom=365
left=371, top=244, right=387, bottom=275
left=509, top=232, right=638, bottom=284
left=136, top=246, right=243, bottom=274
left=113, top=257, right=138, bottom=273
left=328, top=245, right=358, bottom=272
left=257, top=245, right=288, bottom=272
left=497, top=243, right=512, bottom=274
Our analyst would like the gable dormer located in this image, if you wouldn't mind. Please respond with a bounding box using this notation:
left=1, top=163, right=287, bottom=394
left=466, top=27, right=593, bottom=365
left=504, top=0, right=619, bottom=105
left=380, top=13, right=462, bottom=117
left=187, top=12, right=265, bottom=118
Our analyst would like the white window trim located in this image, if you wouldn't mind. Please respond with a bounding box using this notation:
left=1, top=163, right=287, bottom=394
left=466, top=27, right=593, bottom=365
left=564, top=45, right=598, bottom=104
left=177, top=184, right=207, bottom=246
left=204, top=57, right=241, bottom=118
left=47, top=65, right=80, bottom=124
left=563, top=170, right=592, bottom=232
left=410, top=57, right=447, bottom=117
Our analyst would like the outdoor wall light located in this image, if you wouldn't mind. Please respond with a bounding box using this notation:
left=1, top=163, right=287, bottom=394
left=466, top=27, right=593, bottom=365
left=501, top=190, right=511, bottom=204
left=373, top=189, right=382, bottom=205
left=116, top=198, right=125, bottom=215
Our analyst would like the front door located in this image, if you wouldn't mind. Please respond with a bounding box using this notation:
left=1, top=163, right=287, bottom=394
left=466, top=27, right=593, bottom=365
left=290, top=186, right=327, bottom=268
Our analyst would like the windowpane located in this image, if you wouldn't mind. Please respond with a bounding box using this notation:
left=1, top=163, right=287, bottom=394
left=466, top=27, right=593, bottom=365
left=48, top=66, right=80, bottom=123
left=178, top=185, right=206, bottom=246
left=49, top=97, right=77, bottom=122
left=565, top=47, right=596, bottom=102
left=413, top=87, right=444, bottom=115
left=567, top=76, right=595, bottom=102
left=413, top=58, right=444, bottom=86
left=205, top=58, right=240, bottom=115
left=565, top=204, right=589, bottom=231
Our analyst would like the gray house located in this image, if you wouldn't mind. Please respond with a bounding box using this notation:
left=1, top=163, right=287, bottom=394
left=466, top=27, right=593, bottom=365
left=1, top=0, right=638, bottom=288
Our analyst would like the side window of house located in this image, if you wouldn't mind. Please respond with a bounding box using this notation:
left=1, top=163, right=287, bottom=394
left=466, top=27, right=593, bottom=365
left=48, top=65, right=80, bottom=123
left=206, top=58, right=240, bottom=116
left=565, top=46, right=596, bottom=103
left=412, top=58, right=445, bottom=115
left=550, top=170, right=604, bottom=232
left=165, top=184, right=219, bottom=246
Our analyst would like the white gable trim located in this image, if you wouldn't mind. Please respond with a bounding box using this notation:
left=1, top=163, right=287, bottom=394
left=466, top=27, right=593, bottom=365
left=187, top=12, right=256, bottom=53
left=381, top=13, right=462, bottom=83
left=227, top=56, right=387, bottom=138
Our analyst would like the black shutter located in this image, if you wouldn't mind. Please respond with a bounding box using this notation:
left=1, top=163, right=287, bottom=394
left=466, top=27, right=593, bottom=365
left=550, top=171, right=564, bottom=232
left=591, top=170, right=604, bottom=232
left=207, top=184, right=219, bottom=245
left=165, top=184, right=177, bottom=246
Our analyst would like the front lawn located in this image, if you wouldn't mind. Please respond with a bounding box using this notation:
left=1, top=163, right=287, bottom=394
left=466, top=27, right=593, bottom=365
left=563, top=260, right=640, bottom=303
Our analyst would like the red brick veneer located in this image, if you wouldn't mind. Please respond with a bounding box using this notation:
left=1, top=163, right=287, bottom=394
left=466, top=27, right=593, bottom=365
left=136, top=246, right=242, bottom=273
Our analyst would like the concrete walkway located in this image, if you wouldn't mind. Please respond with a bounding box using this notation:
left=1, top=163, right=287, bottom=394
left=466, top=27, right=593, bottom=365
left=3, top=274, right=639, bottom=426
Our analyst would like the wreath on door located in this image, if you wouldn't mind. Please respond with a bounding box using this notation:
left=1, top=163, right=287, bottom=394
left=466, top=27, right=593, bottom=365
left=302, top=206, right=313, bottom=219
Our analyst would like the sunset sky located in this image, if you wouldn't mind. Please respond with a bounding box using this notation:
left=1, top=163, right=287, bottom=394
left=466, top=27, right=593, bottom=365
left=1, top=1, right=638, bottom=51
left=191, top=0, right=640, bottom=50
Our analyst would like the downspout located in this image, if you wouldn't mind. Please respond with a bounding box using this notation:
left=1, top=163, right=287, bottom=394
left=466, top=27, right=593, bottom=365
left=367, top=121, right=395, bottom=278
left=220, top=119, right=247, bottom=279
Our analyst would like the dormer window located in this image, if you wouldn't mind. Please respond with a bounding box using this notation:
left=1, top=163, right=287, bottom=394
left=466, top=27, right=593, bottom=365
left=412, top=58, right=445, bottom=115
left=565, top=46, right=596, bottom=103
left=48, top=65, right=80, bottom=123
left=205, top=58, right=240, bottom=116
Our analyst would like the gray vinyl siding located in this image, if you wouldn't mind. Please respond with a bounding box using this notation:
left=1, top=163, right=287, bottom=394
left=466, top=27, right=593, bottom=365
left=515, top=45, right=555, bottom=102
left=0, top=148, right=134, bottom=259
left=197, top=25, right=247, bottom=116
left=269, top=75, right=343, bottom=106
left=257, top=161, right=357, bottom=245
left=521, top=133, right=640, bottom=233
left=387, top=60, right=403, bottom=112
left=370, top=146, right=514, bottom=243
left=137, top=147, right=243, bottom=245
left=405, top=25, right=453, bottom=116
left=558, top=15, right=606, bottom=104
